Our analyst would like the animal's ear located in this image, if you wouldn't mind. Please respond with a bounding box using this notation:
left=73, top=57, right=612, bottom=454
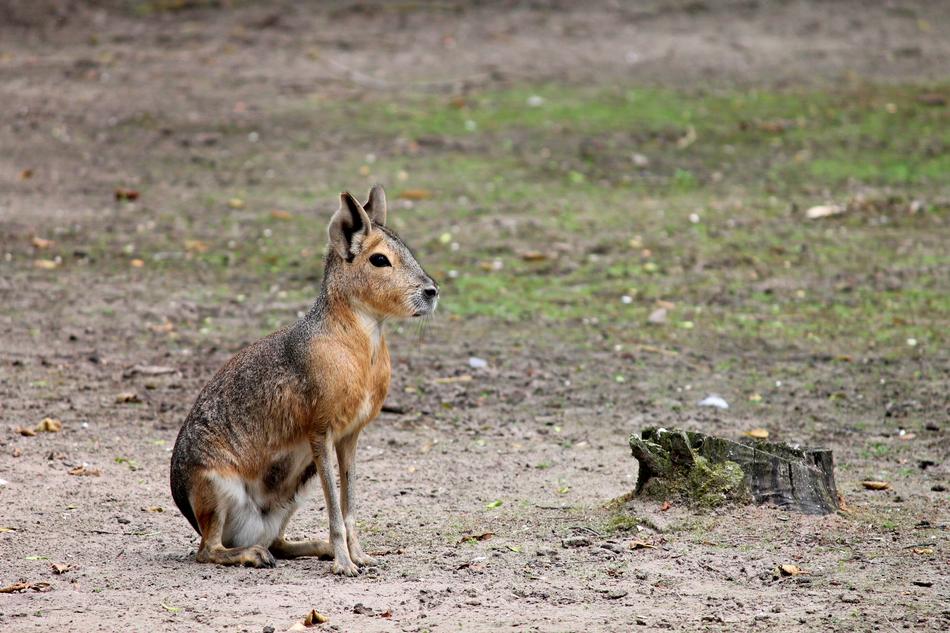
left=363, top=184, right=387, bottom=226
left=328, top=192, right=372, bottom=261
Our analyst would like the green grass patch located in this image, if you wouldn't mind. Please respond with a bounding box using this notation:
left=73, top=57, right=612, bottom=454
left=50, top=82, right=949, bottom=357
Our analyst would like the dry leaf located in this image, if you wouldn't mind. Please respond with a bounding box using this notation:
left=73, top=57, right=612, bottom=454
left=20, top=168, right=34, bottom=180
left=184, top=239, right=209, bottom=253
left=433, top=375, right=472, bottom=384
left=379, top=609, right=393, bottom=619
left=779, top=564, right=807, bottom=576
left=647, top=308, right=668, bottom=324
left=916, top=93, right=946, bottom=107
left=0, top=527, right=16, bottom=532
left=478, top=259, right=504, bottom=272
left=303, top=609, right=329, bottom=626
left=31, top=236, right=54, bottom=249
left=68, top=465, right=101, bottom=477
left=115, top=392, right=141, bottom=404
left=458, top=532, right=494, bottom=544
left=124, top=365, right=178, bottom=378
left=51, top=563, right=72, bottom=575
left=805, top=204, right=845, bottom=219
left=744, top=428, right=769, bottom=440
left=15, top=426, right=37, bottom=437
left=130, top=259, right=145, bottom=268
left=660, top=500, right=672, bottom=512
left=676, top=125, right=697, bottom=148
left=837, top=493, right=851, bottom=513
left=270, top=209, right=293, bottom=220
left=520, top=251, right=548, bottom=262
left=114, top=188, right=139, bottom=201
left=757, top=119, right=796, bottom=133
left=629, top=541, right=656, bottom=550
left=227, top=198, right=245, bottom=209
left=145, top=506, right=164, bottom=513
left=862, top=480, right=890, bottom=490
left=149, top=319, right=175, bottom=334
left=35, top=418, right=62, bottom=433
left=33, top=259, right=58, bottom=270
left=912, top=547, right=934, bottom=555
left=398, top=189, right=432, bottom=201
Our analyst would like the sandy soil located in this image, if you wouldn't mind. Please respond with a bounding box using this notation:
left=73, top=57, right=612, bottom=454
left=0, top=2, right=947, bottom=632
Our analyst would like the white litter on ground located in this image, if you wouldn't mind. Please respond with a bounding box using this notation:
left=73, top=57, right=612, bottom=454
left=698, top=395, right=730, bottom=409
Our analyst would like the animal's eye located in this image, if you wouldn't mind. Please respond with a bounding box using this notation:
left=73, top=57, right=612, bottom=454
left=369, top=253, right=391, bottom=268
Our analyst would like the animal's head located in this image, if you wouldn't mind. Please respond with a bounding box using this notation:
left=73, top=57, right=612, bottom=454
left=326, top=185, right=438, bottom=319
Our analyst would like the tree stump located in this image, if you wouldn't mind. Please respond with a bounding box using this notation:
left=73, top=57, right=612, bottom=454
left=630, top=427, right=841, bottom=514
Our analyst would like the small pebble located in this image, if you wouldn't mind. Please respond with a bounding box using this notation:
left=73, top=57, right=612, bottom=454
left=353, top=603, right=375, bottom=616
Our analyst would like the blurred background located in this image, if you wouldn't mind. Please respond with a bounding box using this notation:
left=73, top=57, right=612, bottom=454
left=0, top=1, right=947, bottom=631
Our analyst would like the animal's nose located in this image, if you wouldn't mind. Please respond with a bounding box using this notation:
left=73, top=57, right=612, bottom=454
left=423, top=285, right=439, bottom=299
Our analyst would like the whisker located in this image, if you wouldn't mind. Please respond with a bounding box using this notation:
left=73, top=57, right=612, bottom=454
left=415, top=314, right=431, bottom=342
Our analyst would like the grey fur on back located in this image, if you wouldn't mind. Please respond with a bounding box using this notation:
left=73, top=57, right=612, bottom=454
left=170, top=321, right=313, bottom=533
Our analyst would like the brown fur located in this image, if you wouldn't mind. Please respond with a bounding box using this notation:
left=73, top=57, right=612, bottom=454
left=170, top=185, right=437, bottom=574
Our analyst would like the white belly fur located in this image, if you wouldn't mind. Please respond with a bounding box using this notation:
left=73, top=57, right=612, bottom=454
left=208, top=444, right=317, bottom=548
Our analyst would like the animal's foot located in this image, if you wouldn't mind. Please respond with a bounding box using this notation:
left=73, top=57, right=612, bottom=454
left=197, top=544, right=276, bottom=568
left=332, top=558, right=359, bottom=576
left=242, top=545, right=277, bottom=568
left=350, top=552, right=378, bottom=567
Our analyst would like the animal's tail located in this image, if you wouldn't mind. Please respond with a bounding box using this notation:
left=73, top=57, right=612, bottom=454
left=170, top=457, right=201, bottom=535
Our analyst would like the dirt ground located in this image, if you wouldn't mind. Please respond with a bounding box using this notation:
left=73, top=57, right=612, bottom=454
left=1, top=1, right=948, bottom=632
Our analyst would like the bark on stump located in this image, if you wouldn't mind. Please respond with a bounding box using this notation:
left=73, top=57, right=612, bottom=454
left=629, top=427, right=840, bottom=515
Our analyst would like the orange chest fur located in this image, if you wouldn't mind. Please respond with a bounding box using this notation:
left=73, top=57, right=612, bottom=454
left=308, top=336, right=391, bottom=437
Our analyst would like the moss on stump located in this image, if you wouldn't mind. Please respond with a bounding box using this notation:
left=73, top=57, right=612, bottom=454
left=629, top=427, right=840, bottom=515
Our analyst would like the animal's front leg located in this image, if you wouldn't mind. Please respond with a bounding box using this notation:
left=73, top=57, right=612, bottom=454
left=312, top=432, right=358, bottom=576
left=336, top=432, right=377, bottom=567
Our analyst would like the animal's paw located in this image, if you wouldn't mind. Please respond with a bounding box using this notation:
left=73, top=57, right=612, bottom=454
left=351, top=552, right=378, bottom=567
left=332, top=558, right=359, bottom=577
left=243, top=545, right=277, bottom=568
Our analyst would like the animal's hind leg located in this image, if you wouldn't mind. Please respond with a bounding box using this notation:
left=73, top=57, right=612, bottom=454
left=269, top=505, right=332, bottom=559
left=192, top=475, right=276, bottom=568
left=270, top=538, right=333, bottom=559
